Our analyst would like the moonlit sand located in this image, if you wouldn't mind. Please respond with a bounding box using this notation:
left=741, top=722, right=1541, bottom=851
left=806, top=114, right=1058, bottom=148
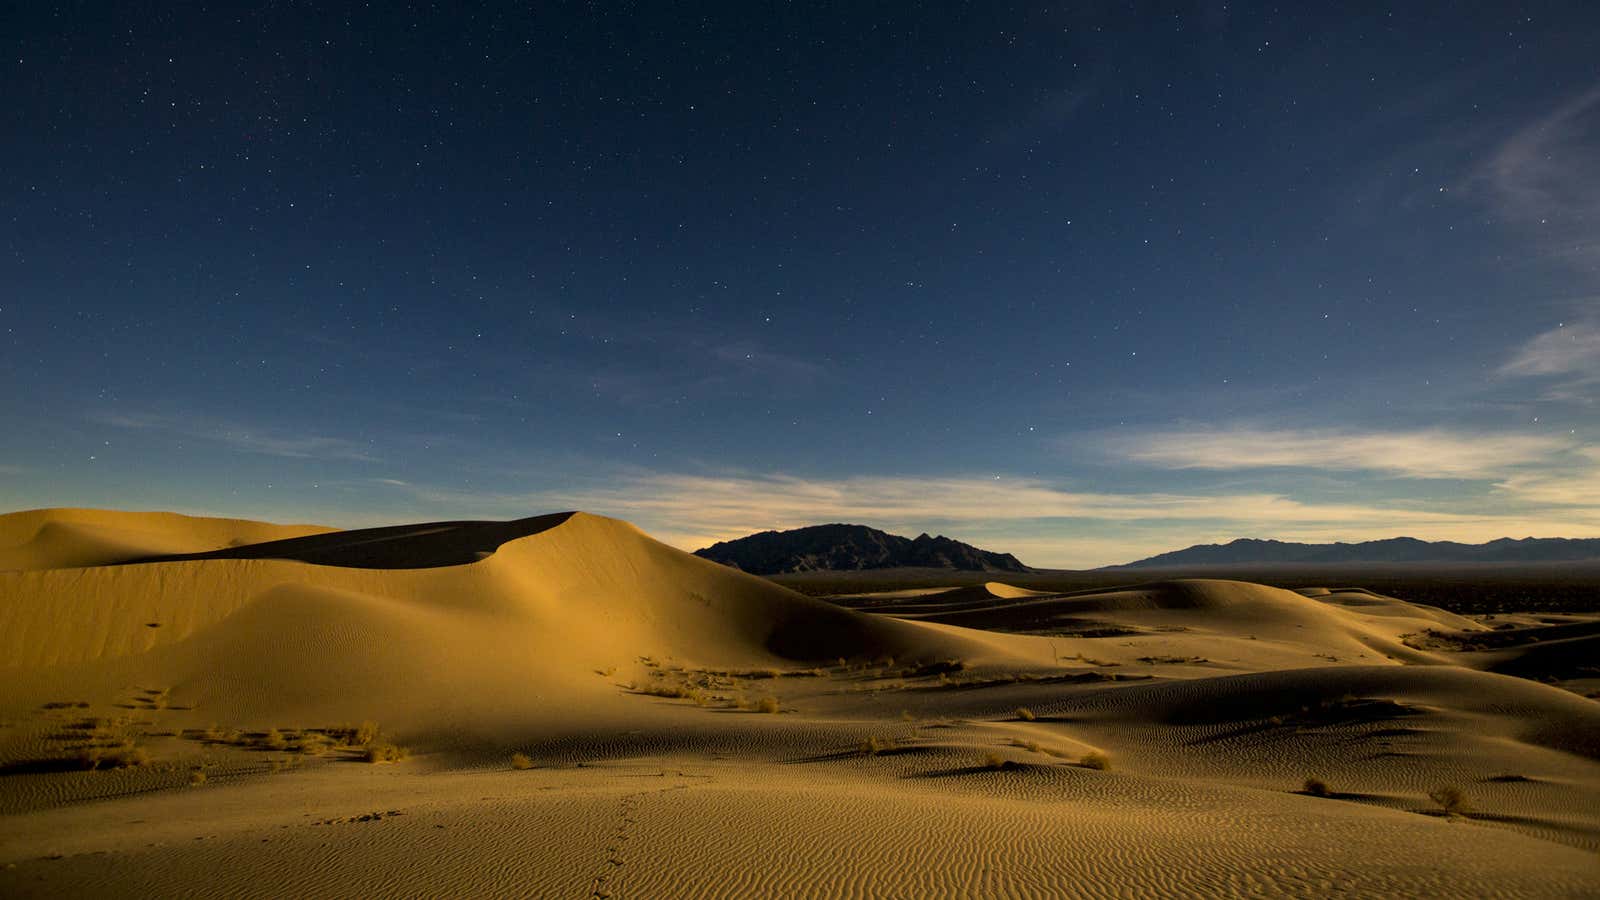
left=1, top=509, right=1597, bottom=898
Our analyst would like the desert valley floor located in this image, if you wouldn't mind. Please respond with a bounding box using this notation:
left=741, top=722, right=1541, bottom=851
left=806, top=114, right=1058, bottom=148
left=1, top=509, right=1597, bottom=898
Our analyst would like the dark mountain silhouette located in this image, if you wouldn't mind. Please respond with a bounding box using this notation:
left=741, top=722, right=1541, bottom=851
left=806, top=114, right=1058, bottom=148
left=694, top=524, right=1030, bottom=575
left=1111, top=536, right=1600, bottom=568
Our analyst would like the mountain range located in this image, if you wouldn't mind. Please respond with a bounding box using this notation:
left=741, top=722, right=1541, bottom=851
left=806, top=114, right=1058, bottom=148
left=1112, top=536, right=1600, bottom=568
left=693, top=523, right=1030, bottom=575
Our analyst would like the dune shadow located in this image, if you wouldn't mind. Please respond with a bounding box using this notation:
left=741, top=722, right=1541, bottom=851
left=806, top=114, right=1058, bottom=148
left=786, top=745, right=937, bottom=764
left=908, top=761, right=1041, bottom=778
left=124, top=512, right=576, bottom=570
left=0, top=757, right=91, bottom=775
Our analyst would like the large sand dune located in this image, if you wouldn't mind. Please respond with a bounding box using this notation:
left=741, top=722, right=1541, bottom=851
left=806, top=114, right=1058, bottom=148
left=1, top=510, right=1597, bottom=898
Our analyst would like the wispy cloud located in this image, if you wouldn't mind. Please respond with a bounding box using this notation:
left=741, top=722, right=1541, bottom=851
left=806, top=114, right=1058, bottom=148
left=1479, top=83, right=1600, bottom=267
left=1496, top=447, right=1600, bottom=507
left=91, top=413, right=379, bottom=463
left=368, top=469, right=1600, bottom=568
left=1104, top=426, right=1569, bottom=479
left=1500, top=320, right=1600, bottom=400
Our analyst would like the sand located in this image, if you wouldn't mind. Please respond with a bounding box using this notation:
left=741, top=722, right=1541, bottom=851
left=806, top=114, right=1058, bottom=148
left=1, top=508, right=1597, bottom=898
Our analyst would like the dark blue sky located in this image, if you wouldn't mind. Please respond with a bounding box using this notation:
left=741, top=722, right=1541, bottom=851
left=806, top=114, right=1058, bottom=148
left=4, top=3, right=1598, bottom=565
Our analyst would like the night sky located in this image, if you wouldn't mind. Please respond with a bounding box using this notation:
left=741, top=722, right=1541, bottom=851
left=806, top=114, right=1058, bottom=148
left=4, top=3, right=1598, bottom=566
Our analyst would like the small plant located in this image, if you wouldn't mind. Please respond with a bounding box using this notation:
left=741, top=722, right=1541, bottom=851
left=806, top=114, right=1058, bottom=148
left=510, top=752, right=535, bottom=770
left=981, top=752, right=1012, bottom=770
left=1015, top=707, right=1036, bottom=721
left=859, top=735, right=894, bottom=756
left=1303, top=777, right=1330, bottom=797
left=354, top=721, right=380, bottom=746
left=1007, top=738, right=1072, bottom=759
left=1428, top=785, right=1469, bottom=817
left=363, top=742, right=408, bottom=764
left=188, top=769, right=207, bottom=786
left=741, top=696, right=781, bottom=714
left=1079, top=751, right=1111, bottom=771
left=262, top=729, right=288, bottom=750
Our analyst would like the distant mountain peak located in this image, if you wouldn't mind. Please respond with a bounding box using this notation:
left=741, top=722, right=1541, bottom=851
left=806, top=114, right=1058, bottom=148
left=1112, top=536, right=1600, bottom=568
left=693, top=523, right=1030, bottom=575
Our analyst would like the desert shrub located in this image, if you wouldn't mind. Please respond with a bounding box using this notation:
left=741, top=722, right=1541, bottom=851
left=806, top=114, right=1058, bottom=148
left=293, top=733, right=332, bottom=756
left=859, top=735, right=894, bottom=756
left=510, top=752, right=535, bottom=770
left=354, top=721, right=380, bottom=746
left=262, top=729, right=288, bottom=750
left=741, top=696, right=781, bottom=714
left=83, top=743, right=149, bottom=769
left=1079, top=751, right=1112, bottom=771
left=1303, top=777, right=1330, bottom=797
left=363, top=742, right=408, bottom=764
left=188, top=769, right=206, bottom=786
left=1008, top=738, right=1072, bottom=759
left=1429, top=785, right=1469, bottom=817
left=1015, top=707, right=1036, bottom=721
left=906, top=658, right=968, bottom=678
left=638, top=681, right=701, bottom=701
left=981, top=752, right=1012, bottom=770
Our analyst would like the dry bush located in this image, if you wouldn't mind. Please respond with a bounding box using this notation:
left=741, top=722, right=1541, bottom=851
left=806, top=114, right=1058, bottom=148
left=363, top=742, right=408, bottom=764
left=1429, top=785, right=1469, bottom=817
left=859, top=735, right=895, bottom=756
left=1079, top=751, right=1112, bottom=771
left=84, top=743, right=150, bottom=769
left=1008, top=738, right=1071, bottom=759
left=1015, top=707, right=1036, bottom=721
left=637, top=682, right=699, bottom=701
left=188, top=769, right=206, bottom=786
left=293, top=733, right=332, bottom=756
left=354, top=721, right=380, bottom=746
left=510, top=752, right=535, bottom=770
left=740, top=696, right=781, bottom=714
left=981, top=752, right=1012, bottom=770
left=1303, top=777, right=1331, bottom=797
left=261, top=729, right=288, bottom=751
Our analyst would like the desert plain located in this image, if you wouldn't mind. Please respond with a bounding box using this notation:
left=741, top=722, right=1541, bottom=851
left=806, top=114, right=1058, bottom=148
left=1, top=507, right=1597, bottom=898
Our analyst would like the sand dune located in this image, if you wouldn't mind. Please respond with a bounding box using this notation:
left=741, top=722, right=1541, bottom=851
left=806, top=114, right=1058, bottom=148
left=0, top=508, right=333, bottom=573
left=2, top=510, right=1597, bottom=898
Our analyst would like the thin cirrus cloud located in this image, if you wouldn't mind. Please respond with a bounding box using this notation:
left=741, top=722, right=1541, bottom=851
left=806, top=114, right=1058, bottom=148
left=1499, top=321, right=1600, bottom=397
left=90, top=412, right=379, bottom=463
left=1495, top=448, right=1600, bottom=507
left=1479, top=83, right=1600, bottom=267
left=1107, top=427, right=1569, bottom=479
